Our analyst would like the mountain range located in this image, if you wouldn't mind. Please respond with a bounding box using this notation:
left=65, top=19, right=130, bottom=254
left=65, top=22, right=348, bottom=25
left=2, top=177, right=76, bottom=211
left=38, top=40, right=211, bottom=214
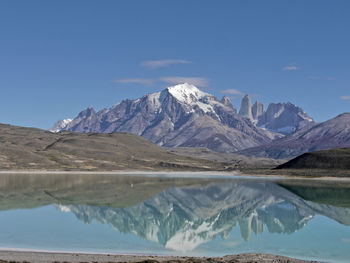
left=51, top=83, right=350, bottom=159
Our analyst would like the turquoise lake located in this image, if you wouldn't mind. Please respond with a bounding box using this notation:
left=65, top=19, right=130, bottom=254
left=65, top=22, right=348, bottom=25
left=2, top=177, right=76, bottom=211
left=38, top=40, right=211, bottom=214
left=0, top=173, right=349, bottom=262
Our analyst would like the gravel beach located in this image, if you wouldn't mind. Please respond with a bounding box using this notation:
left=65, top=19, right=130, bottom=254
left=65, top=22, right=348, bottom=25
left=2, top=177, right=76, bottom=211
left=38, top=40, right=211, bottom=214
left=0, top=250, right=319, bottom=263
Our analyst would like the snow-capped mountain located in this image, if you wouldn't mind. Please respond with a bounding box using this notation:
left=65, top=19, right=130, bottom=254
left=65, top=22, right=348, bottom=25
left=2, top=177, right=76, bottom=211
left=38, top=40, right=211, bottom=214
left=51, top=83, right=280, bottom=153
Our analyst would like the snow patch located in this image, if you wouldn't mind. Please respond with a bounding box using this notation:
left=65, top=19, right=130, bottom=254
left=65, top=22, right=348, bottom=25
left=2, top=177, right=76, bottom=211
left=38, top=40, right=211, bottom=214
left=276, top=126, right=295, bottom=133
left=57, top=205, right=71, bottom=213
left=165, top=214, right=223, bottom=252
left=273, top=107, right=284, bottom=118
left=195, top=101, right=212, bottom=113
left=49, top=119, right=73, bottom=133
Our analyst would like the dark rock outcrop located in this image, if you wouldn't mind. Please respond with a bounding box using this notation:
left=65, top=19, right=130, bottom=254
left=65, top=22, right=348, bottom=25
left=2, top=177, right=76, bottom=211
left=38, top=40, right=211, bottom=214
left=276, top=147, right=350, bottom=169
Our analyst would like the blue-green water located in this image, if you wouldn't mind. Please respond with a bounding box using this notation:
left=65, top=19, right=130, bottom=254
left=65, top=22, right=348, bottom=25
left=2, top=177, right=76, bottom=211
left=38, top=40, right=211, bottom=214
left=0, top=173, right=349, bottom=262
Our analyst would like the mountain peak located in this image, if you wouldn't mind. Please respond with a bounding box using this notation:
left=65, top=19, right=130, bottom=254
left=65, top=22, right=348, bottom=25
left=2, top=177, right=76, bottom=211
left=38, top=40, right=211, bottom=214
left=78, top=107, right=96, bottom=118
left=258, top=102, right=314, bottom=134
left=221, top=96, right=230, bottom=105
left=220, top=96, right=236, bottom=111
left=167, top=83, right=209, bottom=104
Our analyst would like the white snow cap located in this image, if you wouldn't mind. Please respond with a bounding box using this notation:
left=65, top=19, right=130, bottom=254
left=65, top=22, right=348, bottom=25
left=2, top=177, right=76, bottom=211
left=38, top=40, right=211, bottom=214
left=166, top=83, right=221, bottom=117
left=167, top=83, right=210, bottom=105
left=49, top=118, right=72, bottom=133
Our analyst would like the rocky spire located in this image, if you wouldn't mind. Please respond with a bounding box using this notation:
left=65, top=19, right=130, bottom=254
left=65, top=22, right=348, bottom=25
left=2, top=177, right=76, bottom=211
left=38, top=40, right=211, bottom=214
left=239, top=95, right=253, bottom=121
left=221, top=96, right=231, bottom=105
left=220, top=96, right=236, bottom=112
left=252, top=101, right=264, bottom=121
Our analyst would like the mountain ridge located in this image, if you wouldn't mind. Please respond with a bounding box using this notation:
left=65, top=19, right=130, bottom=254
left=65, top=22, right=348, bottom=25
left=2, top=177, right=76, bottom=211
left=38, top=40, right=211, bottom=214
left=51, top=83, right=313, bottom=154
left=236, top=112, right=350, bottom=159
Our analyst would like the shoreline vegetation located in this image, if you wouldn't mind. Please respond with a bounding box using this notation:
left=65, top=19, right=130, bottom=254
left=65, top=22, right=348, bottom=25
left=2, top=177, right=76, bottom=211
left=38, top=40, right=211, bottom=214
left=0, top=250, right=319, bottom=263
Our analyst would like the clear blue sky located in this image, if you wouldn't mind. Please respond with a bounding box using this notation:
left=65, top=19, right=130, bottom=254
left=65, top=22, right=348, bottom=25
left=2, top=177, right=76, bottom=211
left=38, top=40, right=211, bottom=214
left=0, top=0, right=349, bottom=129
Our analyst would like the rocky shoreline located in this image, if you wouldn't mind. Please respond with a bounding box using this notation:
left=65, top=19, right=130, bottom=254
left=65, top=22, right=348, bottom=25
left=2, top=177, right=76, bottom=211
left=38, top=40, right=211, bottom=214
left=0, top=251, right=319, bottom=263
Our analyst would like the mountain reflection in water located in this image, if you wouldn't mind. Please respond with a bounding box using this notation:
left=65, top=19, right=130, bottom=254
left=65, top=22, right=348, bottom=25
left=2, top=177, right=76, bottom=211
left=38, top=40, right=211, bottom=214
left=52, top=179, right=350, bottom=252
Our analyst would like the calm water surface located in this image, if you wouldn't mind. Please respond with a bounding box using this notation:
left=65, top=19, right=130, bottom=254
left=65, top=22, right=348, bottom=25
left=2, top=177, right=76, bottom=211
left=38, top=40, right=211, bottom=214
left=0, top=173, right=349, bottom=262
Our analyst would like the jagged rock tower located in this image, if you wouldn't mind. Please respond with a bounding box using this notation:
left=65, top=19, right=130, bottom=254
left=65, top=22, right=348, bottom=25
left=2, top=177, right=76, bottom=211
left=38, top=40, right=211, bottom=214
left=239, top=94, right=253, bottom=121
left=252, top=101, right=264, bottom=121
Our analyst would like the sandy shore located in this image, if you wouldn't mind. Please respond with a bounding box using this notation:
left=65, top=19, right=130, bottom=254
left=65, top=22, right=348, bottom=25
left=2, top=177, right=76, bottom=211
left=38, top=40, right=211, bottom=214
left=0, top=250, right=319, bottom=263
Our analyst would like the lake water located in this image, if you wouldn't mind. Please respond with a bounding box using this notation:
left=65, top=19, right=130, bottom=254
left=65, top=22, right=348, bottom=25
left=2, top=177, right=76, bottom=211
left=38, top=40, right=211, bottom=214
left=0, top=173, right=349, bottom=262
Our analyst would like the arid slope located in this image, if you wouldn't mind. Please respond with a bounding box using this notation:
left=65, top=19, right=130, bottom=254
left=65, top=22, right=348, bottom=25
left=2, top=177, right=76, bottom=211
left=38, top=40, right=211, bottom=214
left=276, top=147, right=350, bottom=169
left=0, top=124, right=230, bottom=171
